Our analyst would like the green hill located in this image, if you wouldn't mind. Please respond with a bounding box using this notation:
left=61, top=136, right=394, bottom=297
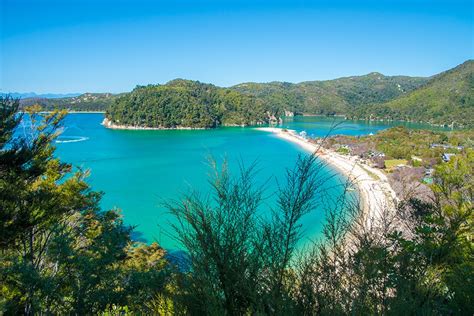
left=20, top=93, right=118, bottom=111
left=231, top=73, right=428, bottom=115
left=350, top=60, right=474, bottom=127
left=19, top=61, right=472, bottom=127
left=106, top=79, right=269, bottom=128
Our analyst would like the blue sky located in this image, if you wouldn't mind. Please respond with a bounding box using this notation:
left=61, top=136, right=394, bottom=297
left=1, top=0, right=472, bottom=93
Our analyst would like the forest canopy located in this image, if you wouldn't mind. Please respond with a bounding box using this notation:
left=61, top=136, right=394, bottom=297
left=349, top=60, right=474, bottom=128
left=106, top=80, right=270, bottom=128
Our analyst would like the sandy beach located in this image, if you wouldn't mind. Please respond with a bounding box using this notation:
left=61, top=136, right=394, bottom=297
left=255, top=127, right=397, bottom=228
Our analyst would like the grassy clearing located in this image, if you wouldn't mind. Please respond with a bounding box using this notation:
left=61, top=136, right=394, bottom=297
left=385, top=159, right=408, bottom=169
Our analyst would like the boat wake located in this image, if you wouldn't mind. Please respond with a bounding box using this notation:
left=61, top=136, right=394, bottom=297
left=55, top=136, right=89, bottom=143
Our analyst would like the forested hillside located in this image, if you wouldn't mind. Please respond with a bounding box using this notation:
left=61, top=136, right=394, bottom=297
left=231, top=73, right=428, bottom=115
left=20, top=93, right=117, bottom=111
left=15, top=61, right=473, bottom=128
left=350, top=60, right=474, bottom=127
left=16, top=73, right=427, bottom=116
left=106, top=79, right=269, bottom=128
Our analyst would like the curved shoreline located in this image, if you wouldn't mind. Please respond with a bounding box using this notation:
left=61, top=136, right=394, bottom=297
left=255, top=127, right=397, bottom=227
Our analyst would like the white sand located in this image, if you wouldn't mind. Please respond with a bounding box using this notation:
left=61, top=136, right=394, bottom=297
left=255, top=127, right=397, bottom=227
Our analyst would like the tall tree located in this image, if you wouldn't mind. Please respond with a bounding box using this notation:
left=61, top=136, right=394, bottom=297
left=167, top=153, right=332, bottom=315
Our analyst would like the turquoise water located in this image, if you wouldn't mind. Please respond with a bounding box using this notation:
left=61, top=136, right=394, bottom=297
left=53, top=114, right=438, bottom=250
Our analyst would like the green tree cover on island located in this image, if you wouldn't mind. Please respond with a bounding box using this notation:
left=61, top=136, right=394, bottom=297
left=106, top=79, right=269, bottom=128
left=1, top=96, right=473, bottom=314
left=349, top=60, right=474, bottom=128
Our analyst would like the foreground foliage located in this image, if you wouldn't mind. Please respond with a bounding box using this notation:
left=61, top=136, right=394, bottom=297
left=295, top=152, right=473, bottom=315
left=166, top=155, right=330, bottom=315
left=0, top=97, right=168, bottom=314
left=165, top=152, right=472, bottom=315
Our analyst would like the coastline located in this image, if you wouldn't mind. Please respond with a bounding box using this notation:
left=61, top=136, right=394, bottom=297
left=255, top=127, right=397, bottom=227
left=101, top=118, right=208, bottom=130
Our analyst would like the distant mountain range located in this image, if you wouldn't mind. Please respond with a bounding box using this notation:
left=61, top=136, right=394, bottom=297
left=1, top=92, right=82, bottom=99
left=18, top=93, right=121, bottom=112
left=7, top=60, right=473, bottom=127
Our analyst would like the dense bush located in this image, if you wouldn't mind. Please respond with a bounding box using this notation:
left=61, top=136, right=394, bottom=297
left=0, top=97, right=169, bottom=314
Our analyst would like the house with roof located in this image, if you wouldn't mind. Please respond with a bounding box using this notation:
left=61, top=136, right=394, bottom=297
left=442, top=153, right=456, bottom=162
left=431, top=143, right=464, bottom=151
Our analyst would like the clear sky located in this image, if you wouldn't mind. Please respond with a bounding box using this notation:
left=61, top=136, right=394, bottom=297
left=1, top=0, right=473, bottom=93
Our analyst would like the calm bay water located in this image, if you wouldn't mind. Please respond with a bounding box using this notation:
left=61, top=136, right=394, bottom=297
left=53, top=114, right=438, bottom=250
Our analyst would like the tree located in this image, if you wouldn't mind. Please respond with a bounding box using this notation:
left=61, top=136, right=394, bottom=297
left=166, top=152, right=332, bottom=315
left=0, top=96, right=168, bottom=314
